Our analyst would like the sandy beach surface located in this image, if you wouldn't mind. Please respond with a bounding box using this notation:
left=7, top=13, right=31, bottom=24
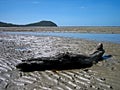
left=0, top=29, right=120, bottom=90
left=0, top=26, right=120, bottom=33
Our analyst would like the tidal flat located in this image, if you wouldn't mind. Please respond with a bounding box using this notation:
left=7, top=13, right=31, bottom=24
left=0, top=27, right=120, bottom=90
left=0, top=26, right=120, bottom=33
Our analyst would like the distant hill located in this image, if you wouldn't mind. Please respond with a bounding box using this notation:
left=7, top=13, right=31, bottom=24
left=0, top=21, right=57, bottom=27
left=0, top=22, right=18, bottom=27
left=26, top=21, right=57, bottom=27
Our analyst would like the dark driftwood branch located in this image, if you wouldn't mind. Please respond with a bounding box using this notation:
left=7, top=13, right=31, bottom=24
left=16, top=43, right=105, bottom=72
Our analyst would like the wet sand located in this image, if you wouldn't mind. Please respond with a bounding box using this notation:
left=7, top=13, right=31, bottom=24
left=0, top=32, right=120, bottom=90
left=0, top=26, right=120, bottom=33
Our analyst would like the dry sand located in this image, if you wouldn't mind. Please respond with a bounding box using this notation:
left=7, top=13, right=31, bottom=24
left=0, top=31, right=120, bottom=90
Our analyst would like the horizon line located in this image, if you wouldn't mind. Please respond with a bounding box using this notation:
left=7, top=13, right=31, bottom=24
left=0, top=20, right=120, bottom=27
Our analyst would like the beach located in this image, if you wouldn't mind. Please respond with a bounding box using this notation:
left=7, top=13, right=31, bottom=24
left=0, top=26, right=120, bottom=33
left=0, top=27, right=120, bottom=90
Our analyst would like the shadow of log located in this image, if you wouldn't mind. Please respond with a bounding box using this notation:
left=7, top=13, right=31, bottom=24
left=17, top=63, right=93, bottom=72
left=102, top=55, right=112, bottom=60
left=16, top=43, right=106, bottom=72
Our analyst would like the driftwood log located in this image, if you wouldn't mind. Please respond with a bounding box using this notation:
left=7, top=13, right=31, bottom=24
left=16, top=43, right=105, bottom=72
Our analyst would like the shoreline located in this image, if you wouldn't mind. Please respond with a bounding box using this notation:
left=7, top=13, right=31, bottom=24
left=0, top=33, right=120, bottom=90
left=0, top=26, right=120, bottom=33
left=1, top=31, right=120, bottom=45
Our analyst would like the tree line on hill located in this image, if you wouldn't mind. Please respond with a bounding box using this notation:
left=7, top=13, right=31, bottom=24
left=0, top=21, right=57, bottom=27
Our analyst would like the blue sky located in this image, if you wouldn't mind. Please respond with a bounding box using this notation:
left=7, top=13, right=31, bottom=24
left=0, top=0, right=120, bottom=26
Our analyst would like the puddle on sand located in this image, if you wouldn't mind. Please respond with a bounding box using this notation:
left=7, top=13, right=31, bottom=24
left=15, top=48, right=31, bottom=52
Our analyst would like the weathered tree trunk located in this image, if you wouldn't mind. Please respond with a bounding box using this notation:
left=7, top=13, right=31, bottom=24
left=16, top=43, right=105, bottom=72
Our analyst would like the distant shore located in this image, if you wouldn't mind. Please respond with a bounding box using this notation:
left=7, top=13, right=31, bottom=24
left=0, top=26, right=120, bottom=33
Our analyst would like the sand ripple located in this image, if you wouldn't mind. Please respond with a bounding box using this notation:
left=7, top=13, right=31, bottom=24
left=0, top=34, right=119, bottom=90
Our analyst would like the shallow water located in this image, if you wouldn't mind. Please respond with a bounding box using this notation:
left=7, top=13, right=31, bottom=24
left=3, top=32, right=120, bottom=44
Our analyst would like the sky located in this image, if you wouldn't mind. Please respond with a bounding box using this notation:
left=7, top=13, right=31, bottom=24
left=0, top=0, right=120, bottom=26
